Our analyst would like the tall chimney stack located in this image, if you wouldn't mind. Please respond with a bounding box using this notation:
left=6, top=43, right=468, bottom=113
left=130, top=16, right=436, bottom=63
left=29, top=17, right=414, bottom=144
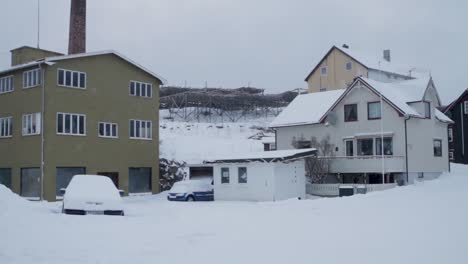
left=68, top=0, right=86, bottom=55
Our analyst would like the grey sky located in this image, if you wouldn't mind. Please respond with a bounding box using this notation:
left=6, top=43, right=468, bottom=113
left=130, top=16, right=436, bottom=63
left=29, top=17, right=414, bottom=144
left=1, top=0, right=467, bottom=103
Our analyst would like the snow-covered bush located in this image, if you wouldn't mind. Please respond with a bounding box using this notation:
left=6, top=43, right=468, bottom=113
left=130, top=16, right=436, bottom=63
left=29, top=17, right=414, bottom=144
left=159, top=158, right=187, bottom=191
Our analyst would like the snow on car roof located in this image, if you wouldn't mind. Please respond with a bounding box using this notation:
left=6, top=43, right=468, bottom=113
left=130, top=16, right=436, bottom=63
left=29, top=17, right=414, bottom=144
left=205, top=148, right=317, bottom=163
left=65, top=175, right=120, bottom=199
left=270, top=89, right=345, bottom=128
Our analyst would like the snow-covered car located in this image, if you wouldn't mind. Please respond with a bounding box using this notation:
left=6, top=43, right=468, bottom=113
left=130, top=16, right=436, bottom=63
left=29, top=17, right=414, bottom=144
left=167, top=179, right=214, bottom=202
left=61, top=175, right=125, bottom=216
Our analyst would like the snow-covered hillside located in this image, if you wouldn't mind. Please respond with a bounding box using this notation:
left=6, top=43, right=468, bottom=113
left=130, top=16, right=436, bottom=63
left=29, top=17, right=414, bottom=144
left=1, top=165, right=467, bottom=264
left=159, top=110, right=275, bottom=163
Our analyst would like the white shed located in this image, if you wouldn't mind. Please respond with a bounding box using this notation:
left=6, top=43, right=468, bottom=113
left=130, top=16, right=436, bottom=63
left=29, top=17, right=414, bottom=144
left=205, top=148, right=316, bottom=201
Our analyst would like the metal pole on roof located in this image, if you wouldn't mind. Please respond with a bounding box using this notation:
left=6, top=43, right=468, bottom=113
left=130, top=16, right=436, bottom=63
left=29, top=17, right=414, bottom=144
left=37, top=0, right=40, bottom=48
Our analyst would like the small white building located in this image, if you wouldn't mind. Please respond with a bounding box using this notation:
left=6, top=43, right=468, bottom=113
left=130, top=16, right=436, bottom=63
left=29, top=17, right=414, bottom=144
left=206, top=148, right=316, bottom=201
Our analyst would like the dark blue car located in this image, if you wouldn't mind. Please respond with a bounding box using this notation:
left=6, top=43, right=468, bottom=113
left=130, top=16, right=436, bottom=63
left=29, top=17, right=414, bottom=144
left=167, top=180, right=214, bottom=202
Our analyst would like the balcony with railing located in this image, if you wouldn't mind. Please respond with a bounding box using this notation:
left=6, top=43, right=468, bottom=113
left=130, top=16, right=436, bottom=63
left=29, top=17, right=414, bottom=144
left=328, top=155, right=406, bottom=174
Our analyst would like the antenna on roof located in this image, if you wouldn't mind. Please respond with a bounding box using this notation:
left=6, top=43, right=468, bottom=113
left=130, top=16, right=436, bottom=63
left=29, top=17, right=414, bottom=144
left=37, top=0, right=40, bottom=48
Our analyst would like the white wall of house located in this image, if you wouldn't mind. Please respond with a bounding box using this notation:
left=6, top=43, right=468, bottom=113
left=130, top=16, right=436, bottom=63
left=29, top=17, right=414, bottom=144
left=212, top=161, right=305, bottom=201
left=275, top=82, right=449, bottom=178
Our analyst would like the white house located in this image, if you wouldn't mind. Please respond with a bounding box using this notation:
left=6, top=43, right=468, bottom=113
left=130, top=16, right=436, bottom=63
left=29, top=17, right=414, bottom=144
left=205, top=149, right=316, bottom=201
left=270, top=77, right=452, bottom=195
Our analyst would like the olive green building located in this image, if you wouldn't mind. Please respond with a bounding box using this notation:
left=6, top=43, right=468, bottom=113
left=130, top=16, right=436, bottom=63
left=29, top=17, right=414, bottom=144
left=0, top=46, right=164, bottom=201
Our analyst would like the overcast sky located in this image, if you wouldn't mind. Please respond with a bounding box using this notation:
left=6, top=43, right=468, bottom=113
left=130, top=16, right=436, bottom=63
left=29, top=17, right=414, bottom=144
left=1, top=0, right=467, bottom=103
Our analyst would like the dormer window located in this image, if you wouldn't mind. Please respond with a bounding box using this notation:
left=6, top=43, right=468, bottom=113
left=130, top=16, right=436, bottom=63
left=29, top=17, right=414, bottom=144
left=321, top=66, right=327, bottom=76
left=424, top=102, right=431, bottom=118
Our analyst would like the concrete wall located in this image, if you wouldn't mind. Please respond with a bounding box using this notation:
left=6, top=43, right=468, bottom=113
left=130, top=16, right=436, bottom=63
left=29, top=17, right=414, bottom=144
left=307, top=48, right=368, bottom=93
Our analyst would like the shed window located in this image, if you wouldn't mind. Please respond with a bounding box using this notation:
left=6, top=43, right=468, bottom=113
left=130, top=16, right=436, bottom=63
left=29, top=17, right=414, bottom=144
left=433, top=139, right=442, bottom=157
left=238, top=167, right=247, bottom=184
left=221, top=168, right=230, bottom=184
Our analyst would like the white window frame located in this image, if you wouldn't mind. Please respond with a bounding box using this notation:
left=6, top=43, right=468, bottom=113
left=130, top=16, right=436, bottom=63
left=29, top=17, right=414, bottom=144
left=344, top=139, right=354, bottom=157
left=23, top=68, right=42, bottom=89
left=320, top=66, right=327, bottom=76
left=98, top=122, right=118, bottom=139
left=448, top=128, right=453, bottom=142
left=57, top=68, right=86, bottom=89
left=449, top=151, right=454, bottom=161
left=129, top=81, right=153, bottom=98
left=129, top=119, right=152, bottom=140
left=238, top=167, right=247, bottom=184
left=22, top=113, right=41, bottom=136
left=56, top=112, right=86, bottom=136
left=464, top=101, right=468, bottom=114
left=0, top=75, right=14, bottom=94
left=0, top=117, right=13, bottom=138
left=345, top=61, right=352, bottom=71
left=221, top=167, right=230, bottom=184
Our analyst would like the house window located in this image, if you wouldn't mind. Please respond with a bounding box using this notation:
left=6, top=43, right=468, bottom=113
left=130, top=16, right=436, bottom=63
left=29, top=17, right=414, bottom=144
left=319, top=87, right=327, bottom=92
left=99, top=122, right=118, bottom=138
left=320, top=66, right=327, bottom=76
left=238, top=167, right=247, bottom=184
left=58, top=69, right=86, bottom=89
left=57, top=113, right=86, bottom=136
left=449, top=151, right=454, bottom=161
left=376, top=137, right=393, bottom=155
left=464, top=102, right=468, bottom=114
left=0, top=75, right=14, bottom=94
left=345, top=140, right=354, bottom=156
left=23, top=68, right=42, bottom=88
left=357, top=138, right=373, bottom=156
left=345, top=62, right=352, bottom=71
left=0, top=168, right=12, bottom=190
left=418, top=172, right=424, bottom=179
left=297, top=140, right=312, bottom=149
left=433, top=139, right=442, bottom=157
left=130, top=81, right=152, bottom=98
left=130, top=119, right=152, bottom=139
left=56, top=167, right=86, bottom=197
left=129, top=167, right=152, bottom=193
left=448, top=128, right=453, bottom=142
left=221, top=168, right=230, bottom=184
left=22, top=113, right=41, bottom=136
left=344, top=104, right=358, bottom=122
left=368, top=101, right=381, bottom=120
left=0, top=117, right=13, bottom=137
left=424, top=102, right=431, bottom=118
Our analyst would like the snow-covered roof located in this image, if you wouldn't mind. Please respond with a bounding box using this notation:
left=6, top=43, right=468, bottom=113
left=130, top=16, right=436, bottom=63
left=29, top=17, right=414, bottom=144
left=305, top=45, right=413, bottom=81
left=205, top=148, right=317, bottom=163
left=0, top=50, right=167, bottom=85
left=271, top=77, right=452, bottom=128
left=270, top=89, right=345, bottom=128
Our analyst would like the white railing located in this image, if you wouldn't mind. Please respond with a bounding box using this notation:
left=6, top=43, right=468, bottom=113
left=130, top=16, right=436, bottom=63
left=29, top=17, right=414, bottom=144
left=306, top=183, right=397, bottom=197
left=327, top=156, right=405, bottom=174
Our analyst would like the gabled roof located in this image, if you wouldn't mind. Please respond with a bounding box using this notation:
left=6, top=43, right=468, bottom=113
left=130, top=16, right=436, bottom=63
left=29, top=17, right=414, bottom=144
left=304, top=45, right=412, bottom=81
left=0, top=50, right=167, bottom=85
left=269, top=89, right=345, bottom=128
left=204, top=148, right=317, bottom=163
left=271, top=77, right=453, bottom=128
left=443, top=88, right=468, bottom=113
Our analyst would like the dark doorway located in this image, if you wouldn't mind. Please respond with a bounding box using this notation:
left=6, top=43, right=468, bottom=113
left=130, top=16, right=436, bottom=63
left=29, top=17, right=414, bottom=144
left=97, top=172, right=119, bottom=188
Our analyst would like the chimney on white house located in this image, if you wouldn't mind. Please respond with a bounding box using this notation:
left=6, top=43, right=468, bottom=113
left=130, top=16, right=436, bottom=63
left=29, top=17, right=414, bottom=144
left=383, top=49, right=391, bottom=62
left=68, top=0, right=86, bottom=55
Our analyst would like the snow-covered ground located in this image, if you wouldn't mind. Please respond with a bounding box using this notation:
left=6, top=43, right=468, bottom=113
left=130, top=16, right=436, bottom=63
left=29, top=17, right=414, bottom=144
left=1, top=165, right=467, bottom=264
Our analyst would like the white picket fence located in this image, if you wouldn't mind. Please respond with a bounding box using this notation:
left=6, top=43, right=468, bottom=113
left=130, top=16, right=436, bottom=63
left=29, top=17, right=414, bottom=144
left=306, top=183, right=397, bottom=197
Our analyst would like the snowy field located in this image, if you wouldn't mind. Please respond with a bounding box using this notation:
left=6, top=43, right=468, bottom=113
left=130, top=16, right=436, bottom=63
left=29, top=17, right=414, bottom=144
left=159, top=111, right=274, bottom=163
left=1, top=165, right=468, bottom=264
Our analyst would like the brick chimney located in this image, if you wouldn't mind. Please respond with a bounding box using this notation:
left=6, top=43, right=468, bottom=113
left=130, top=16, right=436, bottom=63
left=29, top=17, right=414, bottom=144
left=68, top=0, right=86, bottom=55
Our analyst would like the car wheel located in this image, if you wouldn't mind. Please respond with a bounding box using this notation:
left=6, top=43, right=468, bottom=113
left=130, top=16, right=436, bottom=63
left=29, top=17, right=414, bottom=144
left=186, top=195, right=195, bottom=202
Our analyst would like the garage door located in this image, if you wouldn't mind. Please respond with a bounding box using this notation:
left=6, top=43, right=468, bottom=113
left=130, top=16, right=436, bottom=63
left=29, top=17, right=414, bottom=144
left=129, top=167, right=151, bottom=193
left=21, top=168, right=41, bottom=198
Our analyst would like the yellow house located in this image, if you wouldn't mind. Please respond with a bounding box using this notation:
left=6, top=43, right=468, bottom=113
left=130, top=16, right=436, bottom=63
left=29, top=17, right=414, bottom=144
left=305, top=45, right=414, bottom=93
